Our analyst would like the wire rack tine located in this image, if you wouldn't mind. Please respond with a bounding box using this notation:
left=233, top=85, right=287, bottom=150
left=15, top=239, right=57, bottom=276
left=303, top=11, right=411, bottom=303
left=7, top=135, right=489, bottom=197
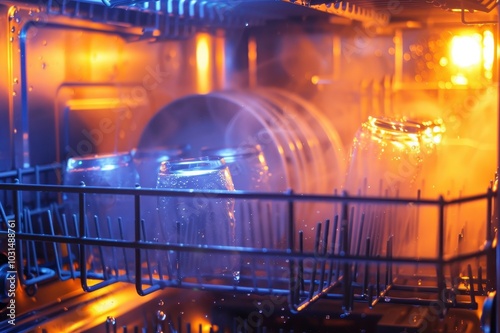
left=318, top=219, right=330, bottom=293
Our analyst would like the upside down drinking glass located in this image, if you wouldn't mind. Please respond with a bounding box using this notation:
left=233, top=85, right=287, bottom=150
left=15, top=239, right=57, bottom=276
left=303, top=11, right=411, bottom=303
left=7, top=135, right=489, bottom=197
left=154, top=157, right=237, bottom=281
left=201, top=145, right=280, bottom=249
left=63, top=152, right=139, bottom=276
left=344, top=116, right=444, bottom=259
left=345, top=116, right=444, bottom=197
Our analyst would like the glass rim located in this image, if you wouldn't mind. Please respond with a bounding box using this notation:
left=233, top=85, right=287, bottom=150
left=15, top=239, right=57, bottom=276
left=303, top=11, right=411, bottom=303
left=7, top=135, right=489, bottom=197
left=66, top=152, right=132, bottom=171
left=368, top=116, right=425, bottom=134
left=159, top=156, right=228, bottom=174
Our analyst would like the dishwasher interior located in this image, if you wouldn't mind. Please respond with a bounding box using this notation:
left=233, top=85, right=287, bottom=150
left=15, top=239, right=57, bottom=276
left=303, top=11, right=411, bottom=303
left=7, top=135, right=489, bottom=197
left=0, top=0, right=499, bottom=332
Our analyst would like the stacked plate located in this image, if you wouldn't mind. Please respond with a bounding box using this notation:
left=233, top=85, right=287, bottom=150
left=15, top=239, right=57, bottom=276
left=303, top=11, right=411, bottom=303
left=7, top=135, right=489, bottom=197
left=138, top=88, right=345, bottom=195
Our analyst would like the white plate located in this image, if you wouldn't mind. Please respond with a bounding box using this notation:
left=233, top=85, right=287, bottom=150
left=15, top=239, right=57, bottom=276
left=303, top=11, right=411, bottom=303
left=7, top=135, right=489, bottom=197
left=266, top=88, right=346, bottom=193
left=221, top=90, right=305, bottom=193
left=249, top=89, right=320, bottom=194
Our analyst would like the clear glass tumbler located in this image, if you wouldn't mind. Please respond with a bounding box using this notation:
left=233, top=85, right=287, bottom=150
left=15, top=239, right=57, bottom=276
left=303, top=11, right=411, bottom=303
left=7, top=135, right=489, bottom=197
left=201, top=145, right=281, bottom=249
left=344, top=116, right=444, bottom=259
left=155, top=157, right=237, bottom=281
left=131, top=145, right=188, bottom=189
left=63, top=152, right=139, bottom=276
left=345, top=116, right=444, bottom=197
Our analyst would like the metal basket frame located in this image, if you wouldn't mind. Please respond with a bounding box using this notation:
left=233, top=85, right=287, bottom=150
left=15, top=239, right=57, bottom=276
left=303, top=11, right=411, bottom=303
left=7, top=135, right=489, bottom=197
left=0, top=163, right=496, bottom=315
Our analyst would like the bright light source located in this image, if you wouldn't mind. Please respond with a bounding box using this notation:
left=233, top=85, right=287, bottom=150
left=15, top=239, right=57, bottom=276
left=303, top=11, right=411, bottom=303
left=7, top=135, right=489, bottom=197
left=450, top=34, right=482, bottom=68
left=483, top=30, right=494, bottom=72
left=196, top=34, right=210, bottom=70
left=196, top=33, right=211, bottom=93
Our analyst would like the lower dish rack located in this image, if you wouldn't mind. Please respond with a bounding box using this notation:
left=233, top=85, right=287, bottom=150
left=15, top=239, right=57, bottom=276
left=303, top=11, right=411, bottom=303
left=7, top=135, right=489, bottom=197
left=0, top=163, right=497, bottom=332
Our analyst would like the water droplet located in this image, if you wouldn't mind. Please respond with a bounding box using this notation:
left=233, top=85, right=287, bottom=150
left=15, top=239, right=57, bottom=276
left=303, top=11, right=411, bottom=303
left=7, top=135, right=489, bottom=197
left=417, top=279, right=422, bottom=286
left=158, top=300, right=164, bottom=306
left=106, top=316, right=116, bottom=325
left=384, top=296, right=391, bottom=302
left=28, top=86, right=33, bottom=92
left=9, top=37, right=14, bottom=42
left=12, top=91, right=17, bottom=97
left=11, top=27, right=15, bottom=33
left=15, top=17, right=20, bottom=23
left=157, top=310, right=166, bottom=321
left=13, top=78, right=18, bottom=84
left=233, top=270, right=240, bottom=282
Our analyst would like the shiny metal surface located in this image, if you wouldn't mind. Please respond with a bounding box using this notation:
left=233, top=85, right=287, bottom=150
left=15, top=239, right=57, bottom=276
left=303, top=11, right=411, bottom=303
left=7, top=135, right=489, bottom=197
left=0, top=0, right=498, bottom=331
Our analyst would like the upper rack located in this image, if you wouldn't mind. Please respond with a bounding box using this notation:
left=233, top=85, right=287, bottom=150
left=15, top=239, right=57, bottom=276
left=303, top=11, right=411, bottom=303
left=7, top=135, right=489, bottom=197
left=13, top=0, right=499, bottom=40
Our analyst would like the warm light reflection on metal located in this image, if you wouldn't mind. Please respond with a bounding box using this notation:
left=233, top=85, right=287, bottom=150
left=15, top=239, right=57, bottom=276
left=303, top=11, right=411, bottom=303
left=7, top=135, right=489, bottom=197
left=192, top=316, right=214, bottom=332
left=65, top=283, right=155, bottom=332
left=248, top=36, right=257, bottom=88
left=483, top=30, right=494, bottom=79
left=450, top=34, right=482, bottom=68
left=66, top=98, right=125, bottom=110
left=215, top=36, right=226, bottom=88
left=196, top=33, right=211, bottom=93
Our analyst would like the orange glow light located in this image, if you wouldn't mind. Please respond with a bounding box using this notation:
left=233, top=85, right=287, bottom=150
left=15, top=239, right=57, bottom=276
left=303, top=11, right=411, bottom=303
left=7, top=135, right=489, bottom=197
left=196, top=33, right=211, bottom=93
left=450, top=34, right=482, bottom=68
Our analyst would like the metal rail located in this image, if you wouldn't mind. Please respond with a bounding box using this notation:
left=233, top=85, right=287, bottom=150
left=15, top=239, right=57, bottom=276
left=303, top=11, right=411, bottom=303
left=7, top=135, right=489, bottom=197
left=0, top=163, right=495, bottom=315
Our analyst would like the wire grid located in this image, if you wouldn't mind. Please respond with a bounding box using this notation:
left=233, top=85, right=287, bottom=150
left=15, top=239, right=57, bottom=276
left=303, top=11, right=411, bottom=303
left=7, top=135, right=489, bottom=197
left=0, top=163, right=495, bottom=314
left=39, top=0, right=264, bottom=35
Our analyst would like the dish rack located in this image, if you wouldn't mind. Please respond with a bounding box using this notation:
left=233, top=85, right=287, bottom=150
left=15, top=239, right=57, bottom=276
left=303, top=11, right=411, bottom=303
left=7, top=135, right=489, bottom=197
left=0, top=162, right=496, bottom=318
